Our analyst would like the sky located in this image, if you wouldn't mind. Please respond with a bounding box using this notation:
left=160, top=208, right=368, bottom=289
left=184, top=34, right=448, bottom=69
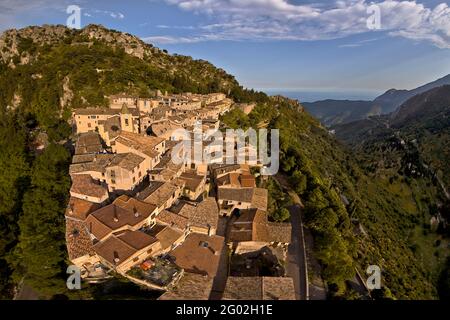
left=0, top=0, right=449, bottom=101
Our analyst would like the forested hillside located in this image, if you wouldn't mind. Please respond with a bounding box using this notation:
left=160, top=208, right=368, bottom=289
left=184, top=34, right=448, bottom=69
left=0, top=24, right=447, bottom=300
left=221, top=98, right=447, bottom=299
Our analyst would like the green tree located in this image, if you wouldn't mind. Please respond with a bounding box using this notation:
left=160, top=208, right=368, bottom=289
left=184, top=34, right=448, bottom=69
left=11, top=144, right=70, bottom=296
left=0, top=113, right=29, bottom=298
left=272, top=208, right=290, bottom=222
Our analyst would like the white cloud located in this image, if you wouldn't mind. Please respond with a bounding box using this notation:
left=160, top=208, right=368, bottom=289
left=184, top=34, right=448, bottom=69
left=0, top=0, right=71, bottom=31
left=149, top=0, right=450, bottom=48
left=92, top=9, right=125, bottom=20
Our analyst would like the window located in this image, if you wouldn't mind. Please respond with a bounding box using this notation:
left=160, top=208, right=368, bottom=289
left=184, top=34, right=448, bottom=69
left=133, top=177, right=136, bottom=183
left=125, top=118, right=129, bottom=126
left=111, top=179, right=116, bottom=184
left=110, top=170, right=116, bottom=178
left=133, top=257, right=139, bottom=262
left=87, top=123, right=91, bottom=128
left=146, top=249, right=152, bottom=254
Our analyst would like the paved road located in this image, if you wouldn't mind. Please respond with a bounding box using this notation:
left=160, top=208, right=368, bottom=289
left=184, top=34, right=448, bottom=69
left=286, top=204, right=308, bottom=300
left=274, top=173, right=310, bottom=300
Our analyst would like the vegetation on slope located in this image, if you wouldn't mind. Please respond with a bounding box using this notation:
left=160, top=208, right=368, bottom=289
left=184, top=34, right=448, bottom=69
left=223, top=98, right=445, bottom=299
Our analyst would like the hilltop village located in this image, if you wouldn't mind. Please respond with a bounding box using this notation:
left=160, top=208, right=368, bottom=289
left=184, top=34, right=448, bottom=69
left=66, top=91, right=295, bottom=300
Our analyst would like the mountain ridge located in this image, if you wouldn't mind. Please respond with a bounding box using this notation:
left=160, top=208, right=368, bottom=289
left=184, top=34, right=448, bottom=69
left=303, top=74, right=450, bottom=126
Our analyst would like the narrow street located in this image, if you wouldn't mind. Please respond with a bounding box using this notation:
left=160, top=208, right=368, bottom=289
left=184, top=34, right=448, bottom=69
left=209, top=216, right=231, bottom=300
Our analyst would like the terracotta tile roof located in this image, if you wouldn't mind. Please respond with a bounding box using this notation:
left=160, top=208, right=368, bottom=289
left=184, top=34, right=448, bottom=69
left=169, top=233, right=225, bottom=277
left=222, top=277, right=296, bottom=300
left=85, top=203, right=152, bottom=240
left=158, top=273, right=214, bottom=300
left=229, top=209, right=291, bottom=244
left=108, top=153, right=146, bottom=171
left=70, top=153, right=144, bottom=175
left=136, top=181, right=164, bottom=200
left=98, top=115, right=121, bottom=140
left=70, top=174, right=108, bottom=200
left=65, top=218, right=95, bottom=261
left=75, top=132, right=103, bottom=155
left=65, top=197, right=101, bottom=221
left=148, top=224, right=184, bottom=251
left=254, top=221, right=291, bottom=244
left=251, top=188, right=268, bottom=211
left=93, top=230, right=157, bottom=267
left=216, top=173, right=255, bottom=188
left=72, top=154, right=96, bottom=164
left=240, top=174, right=256, bottom=188
left=217, top=187, right=268, bottom=211
left=176, top=198, right=219, bottom=231
left=156, top=210, right=189, bottom=231
left=115, top=131, right=164, bottom=158
left=262, top=277, right=296, bottom=300
left=150, top=155, right=184, bottom=181
left=137, top=182, right=179, bottom=207
left=178, top=171, right=205, bottom=191
left=150, top=121, right=182, bottom=138
left=217, top=187, right=253, bottom=203
left=210, top=164, right=241, bottom=178
left=113, top=195, right=157, bottom=218
left=115, top=229, right=158, bottom=250
left=222, top=277, right=262, bottom=300
left=75, top=107, right=121, bottom=116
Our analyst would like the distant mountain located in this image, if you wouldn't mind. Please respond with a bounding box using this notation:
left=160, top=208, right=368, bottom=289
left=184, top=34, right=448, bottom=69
left=334, top=85, right=450, bottom=189
left=303, top=74, right=450, bottom=126
left=302, top=100, right=377, bottom=126
left=390, top=85, right=450, bottom=126
left=375, top=74, right=450, bottom=114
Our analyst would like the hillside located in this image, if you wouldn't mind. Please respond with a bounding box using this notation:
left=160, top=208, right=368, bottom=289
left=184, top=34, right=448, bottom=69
left=0, top=24, right=266, bottom=128
left=375, top=74, right=450, bottom=114
left=0, top=24, right=447, bottom=300
left=332, top=86, right=450, bottom=298
left=302, top=100, right=377, bottom=126
left=334, top=85, right=450, bottom=187
left=304, top=74, right=450, bottom=127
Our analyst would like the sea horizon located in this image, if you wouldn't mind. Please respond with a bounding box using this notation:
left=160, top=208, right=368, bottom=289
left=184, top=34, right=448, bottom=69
left=261, top=89, right=382, bottom=103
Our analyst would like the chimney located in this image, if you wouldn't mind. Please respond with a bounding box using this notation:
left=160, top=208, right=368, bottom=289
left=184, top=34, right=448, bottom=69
left=133, top=206, right=139, bottom=218
left=113, top=206, right=119, bottom=222
left=208, top=225, right=213, bottom=236
left=113, top=251, right=120, bottom=264
left=67, top=203, right=74, bottom=215
left=207, top=245, right=218, bottom=256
